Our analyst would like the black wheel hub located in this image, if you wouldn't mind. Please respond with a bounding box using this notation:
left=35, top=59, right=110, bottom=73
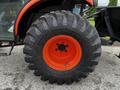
left=56, top=43, right=68, bottom=52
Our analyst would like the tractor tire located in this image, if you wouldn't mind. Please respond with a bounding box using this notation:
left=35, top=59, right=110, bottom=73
left=23, top=10, right=101, bottom=85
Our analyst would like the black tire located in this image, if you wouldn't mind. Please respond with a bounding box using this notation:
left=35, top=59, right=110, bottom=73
left=23, top=10, right=101, bottom=85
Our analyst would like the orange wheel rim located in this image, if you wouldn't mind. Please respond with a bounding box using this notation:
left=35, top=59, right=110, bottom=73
left=43, top=35, right=82, bottom=71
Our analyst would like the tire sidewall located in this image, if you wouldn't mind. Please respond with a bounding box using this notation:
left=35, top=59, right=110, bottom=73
left=32, top=26, right=94, bottom=79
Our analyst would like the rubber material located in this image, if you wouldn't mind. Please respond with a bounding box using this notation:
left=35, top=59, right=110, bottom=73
left=23, top=10, right=101, bottom=85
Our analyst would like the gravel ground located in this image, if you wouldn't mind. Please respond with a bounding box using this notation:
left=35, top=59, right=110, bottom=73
left=0, top=45, right=120, bottom=90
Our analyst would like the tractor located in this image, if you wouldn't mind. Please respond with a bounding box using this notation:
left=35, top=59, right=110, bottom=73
left=0, top=0, right=120, bottom=85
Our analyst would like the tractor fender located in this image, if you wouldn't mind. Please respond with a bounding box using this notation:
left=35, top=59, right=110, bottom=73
left=86, top=0, right=94, bottom=6
left=14, top=0, right=66, bottom=39
left=14, top=0, right=42, bottom=36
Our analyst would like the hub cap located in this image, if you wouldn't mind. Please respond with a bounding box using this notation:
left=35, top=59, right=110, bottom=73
left=43, top=35, right=82, bottom=71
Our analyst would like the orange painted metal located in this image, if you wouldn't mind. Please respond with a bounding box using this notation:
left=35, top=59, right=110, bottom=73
left=86, top=0, right=94, bottom=6
left=43, top=35, right=82, bottom=71
left=15, top=0, right=42, bottom=36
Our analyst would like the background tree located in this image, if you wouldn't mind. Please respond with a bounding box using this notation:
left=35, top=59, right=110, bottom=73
left=109, top=0, right=117, bottom=6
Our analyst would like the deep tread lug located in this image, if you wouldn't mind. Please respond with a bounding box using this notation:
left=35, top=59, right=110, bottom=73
left=28, top=64, right=36, bottom=70
left=34, top=70, right=41, bottom=76
left=41, top=76, right=48, bottom=81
